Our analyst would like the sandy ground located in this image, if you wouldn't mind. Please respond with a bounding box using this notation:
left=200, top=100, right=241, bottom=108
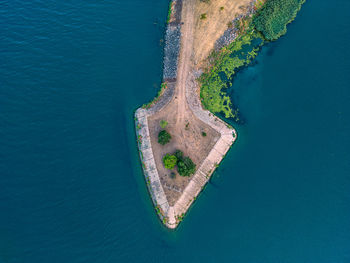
left=193, top=0, right=252, bottom=66
left=148, top=0, right=250, bottom=206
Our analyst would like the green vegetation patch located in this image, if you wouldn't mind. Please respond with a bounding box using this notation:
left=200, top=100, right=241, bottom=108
left=199, top=0, right=305, bottom=120
left=167, top=1, right=173, bottom=24
left=252, top=0, right=306, bottom=40
left=174, top=150, right=196, bottom=177
left=160, top=120, right=168, bottom=128
left=163, top=154, right=177, bottom=169
left=158, top=130, right=171, bottom=145
left=199, top=27, right=262, bottom=121
left=200, top=13, right=207, bottom=20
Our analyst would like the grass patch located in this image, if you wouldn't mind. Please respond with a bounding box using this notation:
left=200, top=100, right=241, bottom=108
left=253, top=0, right=306, bottom=40
left=167, top=1, right=173, bottom=24
left=199, top=22, right=263, bottom=121
left=199, top=0, right=305, bottom=121
left=160, top=120, right=168, bottom=128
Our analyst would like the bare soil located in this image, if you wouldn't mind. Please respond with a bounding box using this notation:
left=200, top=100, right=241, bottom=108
left=193, top=0, right=252, bottom=66
left=148, top=106, right=219, bottom=206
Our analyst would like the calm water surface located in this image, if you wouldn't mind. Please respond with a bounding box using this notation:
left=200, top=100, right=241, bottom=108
left=0, top=0, right=349, bottom=262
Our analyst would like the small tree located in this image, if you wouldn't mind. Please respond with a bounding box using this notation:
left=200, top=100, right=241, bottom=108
left=177, top=156, right=196, bottom=177
left=174, top=150, right=183, bottom=160
left=158, top=130, right=171, bottom=145
left=173, top=150, right=196, bottom=177
left=160, top=120, right=168, bottom=129
left=200, top=13, right=207, bottom=20
left=163, top=154, right=177, bottom=169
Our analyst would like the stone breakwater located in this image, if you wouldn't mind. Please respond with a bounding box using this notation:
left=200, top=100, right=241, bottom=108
left=215, top=0, right=258, bottom=51
left=163, top=26, right=181, bottom=80
left=135, top=108, right=170, bottom=225
left=135, top=0, right=238, bottom=228
left=135, top=73, right=236, bottom=228
left=163, top=0, right=183, bottom=81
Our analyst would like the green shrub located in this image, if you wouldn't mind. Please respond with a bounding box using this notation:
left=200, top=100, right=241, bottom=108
left=201, top=131, right=207, bottom=137
left=200, top=13, right=207, bottom=20
left=158, top=130, right=171, bottom=145
left=253, top=0, right=305, bottom=40
left=167, top=2, right=173, bottom=24
left=177, top=157, right=196, bottom=177
left=174, top=150, right=183, bottom=160
left=163, top=154, right=177, bottom=169
left=160, top=120, right=168, bottom=128
left=174, top=150, right=196, bottom=177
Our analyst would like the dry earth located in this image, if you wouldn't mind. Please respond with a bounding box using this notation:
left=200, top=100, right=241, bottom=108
left=193, top=0, right=253, bottom=66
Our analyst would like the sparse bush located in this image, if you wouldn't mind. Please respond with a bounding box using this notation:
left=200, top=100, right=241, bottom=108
left=174, top=150, right=196, bottom=177
left=177, top=156, right=196, bottom=177
left=166, top=2, right=173, bottom=24
left=174, top=150, right=183, bottom=160
left=158, top=130, right=171, bottom=145
left=201, top=131, right=207, bottom=137
left=200, top=13, right=207, bottom=20
left=160, top=120, right=168, bottom=128
left=163, top=154, right=177, bottom=169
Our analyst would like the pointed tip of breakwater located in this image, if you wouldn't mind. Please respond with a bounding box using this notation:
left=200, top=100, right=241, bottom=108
left=135, top=102, right=236, bottom=229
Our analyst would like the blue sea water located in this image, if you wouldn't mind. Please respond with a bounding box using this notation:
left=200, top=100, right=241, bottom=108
left=0, top=0, right=350, bottom=262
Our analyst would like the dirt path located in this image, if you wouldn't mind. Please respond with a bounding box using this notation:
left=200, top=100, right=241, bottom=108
left=175, top=0, right=195, bottom=125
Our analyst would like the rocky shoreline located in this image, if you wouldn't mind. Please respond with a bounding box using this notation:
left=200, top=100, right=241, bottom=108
left=215, top=0, right=257, bottom=50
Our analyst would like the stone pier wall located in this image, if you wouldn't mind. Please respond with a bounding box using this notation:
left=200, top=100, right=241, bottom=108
left=135, top=109, right=170, bottom=224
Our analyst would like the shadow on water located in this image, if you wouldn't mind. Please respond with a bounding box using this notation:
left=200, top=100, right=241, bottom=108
left=208, top=175, right=220, bottom=189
